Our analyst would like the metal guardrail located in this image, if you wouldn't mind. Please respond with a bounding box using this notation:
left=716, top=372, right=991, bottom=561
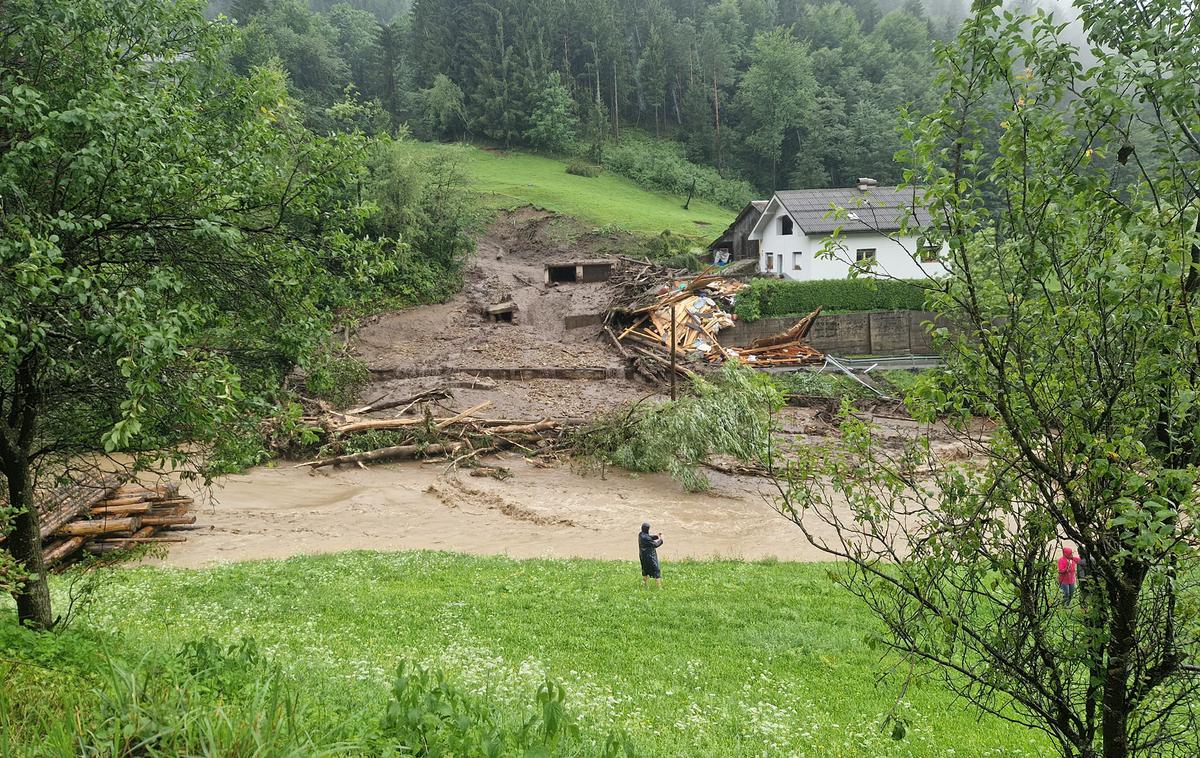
left=760, top=355, right=943, bottom=374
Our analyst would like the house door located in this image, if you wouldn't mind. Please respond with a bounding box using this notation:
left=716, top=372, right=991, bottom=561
left=776, top=254, right=783, bottom=275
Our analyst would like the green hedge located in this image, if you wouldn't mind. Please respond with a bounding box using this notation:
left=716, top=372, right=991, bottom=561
left=734, top=278, right=929, bottom=321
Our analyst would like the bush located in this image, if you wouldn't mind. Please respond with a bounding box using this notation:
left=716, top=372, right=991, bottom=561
left=303, top=346, right=369, bottom=408
left=566, top=161, right=603, bottom=177
left=601, top=135, right=754, bottom=210
left=733, top=278, right=929, bottom=321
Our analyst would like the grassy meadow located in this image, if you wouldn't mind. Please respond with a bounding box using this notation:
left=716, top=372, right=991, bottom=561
left=2, top=552, right=1042, bottom=756
left=406, top=141, right=733, bottom=239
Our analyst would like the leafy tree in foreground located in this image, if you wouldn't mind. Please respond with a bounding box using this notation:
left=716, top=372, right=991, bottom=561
left=776, top=1, right=1200, bottom=756
left=0, top=0, right=376, bottom=628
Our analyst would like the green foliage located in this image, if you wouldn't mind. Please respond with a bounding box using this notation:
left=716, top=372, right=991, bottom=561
left=383, top=663, right=617, bottom=756
left=0, top=619, right=629, bottom=756
left=602, top=135, right=755, bottom=210
left=770, top=371, right=872, bottom=402
left=0, top=0, right=397, bottom=624
left=633, top=229, right=700, bottom=264
left=734, top=278, right=929, bottom=321
left=422, top=73, right=468, bottom=138
left=221, top=0, right=952, bottom=195
left=574, top=364, right=782, bottom=491
left=565, top=162, right=603, bottom=178
left=360, top=135, right=480, bottom=305
left=303, top=346, right=369, bottom=408
left=779, top=1, right=1200, bottom=755
left=524, top=73, right=578, bottom=154
left=733, top=29, right=817, bottom=189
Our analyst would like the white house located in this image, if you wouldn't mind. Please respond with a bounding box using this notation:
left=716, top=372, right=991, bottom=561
left=746, top=180, right=948, bottom=281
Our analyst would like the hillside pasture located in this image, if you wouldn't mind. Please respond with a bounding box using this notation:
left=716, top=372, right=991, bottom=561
left=406, top=142, right=733, bottom=239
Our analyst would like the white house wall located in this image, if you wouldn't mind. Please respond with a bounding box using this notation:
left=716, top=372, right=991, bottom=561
left=759, top=212, right=949, bottom=282
left=756, top=205, right=816, bottom=277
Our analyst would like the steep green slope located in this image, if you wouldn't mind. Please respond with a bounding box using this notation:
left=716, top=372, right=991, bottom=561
left=407, top=142, right=733, bottom=239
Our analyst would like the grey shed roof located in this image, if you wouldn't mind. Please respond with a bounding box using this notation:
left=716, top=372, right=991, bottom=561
left=709, top=199, right=770, bottom=249
left=775, top=186, right=933, bottom=234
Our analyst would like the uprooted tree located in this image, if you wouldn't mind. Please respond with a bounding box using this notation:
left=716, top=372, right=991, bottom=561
left=0, top=0, right=381, bottom=629
left=775, top=1, right=1200, bottom=756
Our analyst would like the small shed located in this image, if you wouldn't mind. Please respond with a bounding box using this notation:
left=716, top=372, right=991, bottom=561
left=708, top=200, right=767, bottom=264
left=544, top=259, right=615, bottom=284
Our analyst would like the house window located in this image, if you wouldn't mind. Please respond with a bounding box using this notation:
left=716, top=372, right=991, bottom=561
left=779, top=216, right=793, bottom=235
left=764, top=254, right=774, bottom=271
left=855, top=248, right=877, bottom=263
left=792, top=252, right=803, bottom=270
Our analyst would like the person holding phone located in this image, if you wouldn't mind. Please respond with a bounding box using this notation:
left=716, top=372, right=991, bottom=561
left=639, top=522, right=664, bottom=588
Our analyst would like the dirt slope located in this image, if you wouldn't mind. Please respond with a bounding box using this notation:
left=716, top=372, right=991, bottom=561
left=350, top=208, right=654, bottom=418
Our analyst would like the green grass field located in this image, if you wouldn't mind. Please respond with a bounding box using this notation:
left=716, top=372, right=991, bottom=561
left=3, top=552, right=1043, bottom=756
left=407, top=142, right=733, bottom=239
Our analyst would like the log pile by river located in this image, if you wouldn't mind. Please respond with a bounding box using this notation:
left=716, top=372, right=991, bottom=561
left=17, top=474, right=199, bottom=567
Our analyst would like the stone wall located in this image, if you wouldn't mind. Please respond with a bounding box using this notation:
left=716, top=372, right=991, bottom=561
left=722, top=310, right=940, bottom=356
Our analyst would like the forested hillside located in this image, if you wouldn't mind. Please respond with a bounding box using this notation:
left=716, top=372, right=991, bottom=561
left=211, top=0, right=972, bottom=194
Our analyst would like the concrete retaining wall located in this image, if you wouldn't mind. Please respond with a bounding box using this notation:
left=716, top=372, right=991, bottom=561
left=722, top=310, right=939, bottom=356
left=370, top=366, right=631, bottom=381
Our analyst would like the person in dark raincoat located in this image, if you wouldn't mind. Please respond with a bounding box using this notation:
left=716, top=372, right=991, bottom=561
left=639, top=522, right=664, bottom=588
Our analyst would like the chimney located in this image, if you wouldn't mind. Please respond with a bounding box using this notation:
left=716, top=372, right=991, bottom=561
left=856, top=177, right=878, bottom=191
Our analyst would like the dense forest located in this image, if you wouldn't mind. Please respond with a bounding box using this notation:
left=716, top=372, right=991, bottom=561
left=209, top=0, right=974, bottom=197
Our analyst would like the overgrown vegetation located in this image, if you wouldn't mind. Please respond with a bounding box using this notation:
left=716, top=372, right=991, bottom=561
left=565, top=161, right=603, bottom=178
left=1, top=552, right=1049, bottom=756
left=734, top=277, right=929, bottom=321
left=0, top=0, right=476, bottom=629
left=601, top=134, right=755, bottom=210
left=0, top=621, right=627, bottom=756
left=573, top=365, right=781, bottom=491
left=770, top=371, right=873, bottom=403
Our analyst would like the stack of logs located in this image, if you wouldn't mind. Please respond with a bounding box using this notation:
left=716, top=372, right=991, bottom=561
left=295, top=399, right=580, bottom=469
left=37, top=477, right=197, bottom=566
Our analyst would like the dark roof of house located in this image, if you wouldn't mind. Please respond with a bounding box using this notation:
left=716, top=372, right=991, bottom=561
left=775, top=186, right=934, bottom=234
left=709, top=200, right=769, bottom=249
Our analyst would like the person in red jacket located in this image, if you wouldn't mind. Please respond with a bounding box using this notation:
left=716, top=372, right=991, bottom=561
left=1057, top=546, right=1080, bottom=606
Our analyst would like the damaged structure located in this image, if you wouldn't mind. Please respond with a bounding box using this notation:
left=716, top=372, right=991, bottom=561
left=605, top=264, right=824, bottom=382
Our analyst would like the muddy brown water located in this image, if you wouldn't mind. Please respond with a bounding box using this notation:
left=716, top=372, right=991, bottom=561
left=155, top=455, right=838, bottom=568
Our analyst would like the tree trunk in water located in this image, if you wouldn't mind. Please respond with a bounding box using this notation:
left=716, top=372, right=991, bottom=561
left=5, top=458, right=53, bottom=629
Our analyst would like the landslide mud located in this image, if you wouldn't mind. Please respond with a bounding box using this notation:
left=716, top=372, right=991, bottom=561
left=158, top=455, right=833, bottom=567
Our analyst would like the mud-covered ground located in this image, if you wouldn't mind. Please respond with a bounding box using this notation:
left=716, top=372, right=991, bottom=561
left=350, top=208, right=655, bottom=418
left=160, top=454, right=827, bottom=568
left=153, top=209, right=978, bottom=568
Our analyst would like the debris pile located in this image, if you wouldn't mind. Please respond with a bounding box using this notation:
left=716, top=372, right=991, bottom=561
left=606, top=266, right=824, bottom=380
left=729, top=307, right=823, bottom=367
left=5, top=473, right=199, bottom=567
left=292, top=399, right=581, bottom=470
